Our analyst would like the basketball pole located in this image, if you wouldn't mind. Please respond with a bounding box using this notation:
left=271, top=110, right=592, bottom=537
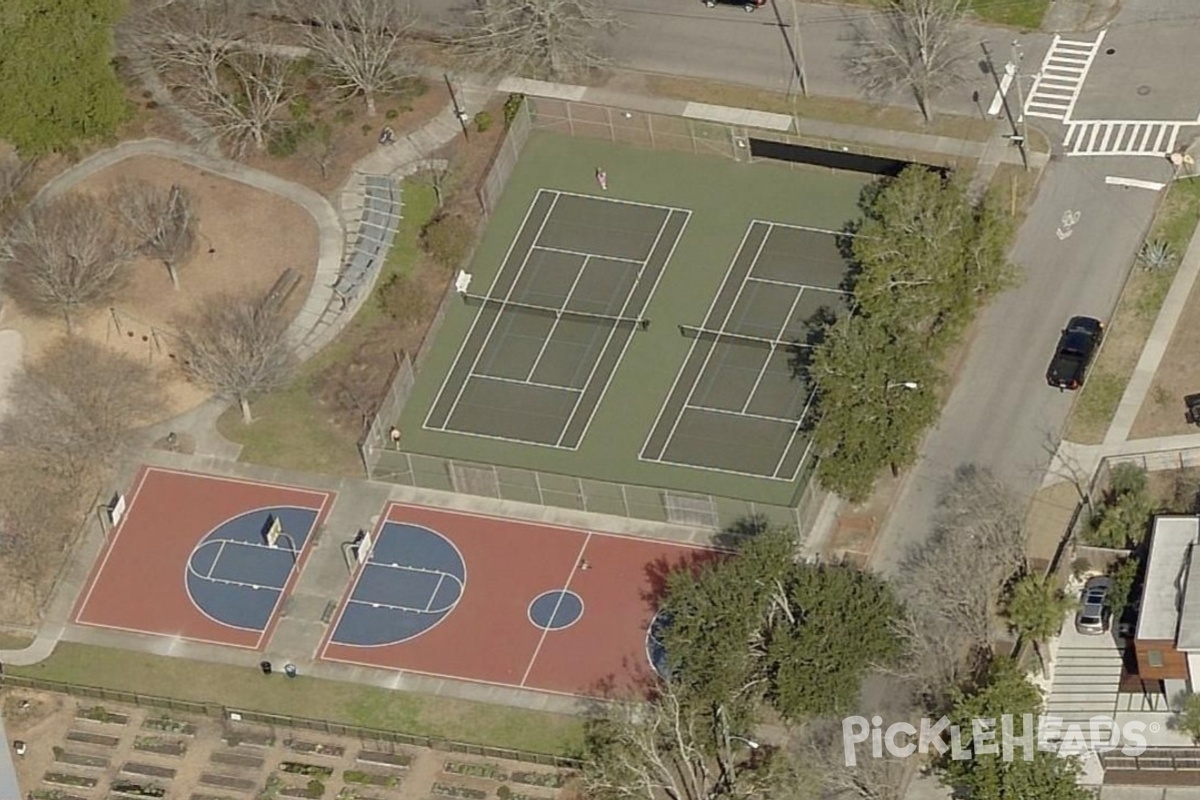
left=95, top=504, right=112, bottom=541
left=341, top=542, right=357, bottom=574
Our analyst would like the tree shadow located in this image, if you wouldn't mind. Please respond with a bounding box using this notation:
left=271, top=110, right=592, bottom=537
left=788, top=304, right=838, bottom=386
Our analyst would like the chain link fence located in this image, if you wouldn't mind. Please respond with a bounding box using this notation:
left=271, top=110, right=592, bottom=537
left=0, top=674, right=580, bottom=768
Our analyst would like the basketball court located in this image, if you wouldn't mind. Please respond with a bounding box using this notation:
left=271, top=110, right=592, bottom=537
left=424, top=189, right=690, bottom=449
left=319, top=502, right=723, bottom=697
left=73, top=467, right=334, bottom=650
left=640, top=221, right=851, bottom=480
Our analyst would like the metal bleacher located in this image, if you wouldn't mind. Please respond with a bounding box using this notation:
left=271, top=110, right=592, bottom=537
left=332, top=175, right=402, bottom=306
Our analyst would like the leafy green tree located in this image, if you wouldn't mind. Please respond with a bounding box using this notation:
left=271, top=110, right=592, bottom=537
left=944, top=659, right=1092, bottom=800
left=1177, top=693, right=1200, bottom=744
left=660, top=527, right=902, bottom=723
left=1087, top=464, right=1153, bottom=548
left=1004, top=573, right=1074, bottom=674
left=0, top=0, right=128, bottom=155
left=1106, top=556, right=1140, bottom=620
left=810, top=314, right=941, bottom=502
left=764, top=564, right=903, bottom=718
left=850, top=167, right=1015, bottom=348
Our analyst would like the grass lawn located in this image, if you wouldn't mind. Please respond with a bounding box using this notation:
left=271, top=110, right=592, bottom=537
left=1065, top=177, right=1200, bottom=444
left=644, top=74, right=992, bottom=144
left=216, top=184, right=439, bottom=475
left=853, top=0, right=1048, bottom=28
left=9, top=642, right=584, bottom=756
left=0, top=631, right=35, bottom=649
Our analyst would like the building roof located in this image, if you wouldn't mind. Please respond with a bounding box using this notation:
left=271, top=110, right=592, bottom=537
left=1136, top=516, right=1199, bottom=642
left=1179, top=543, right=1200, bottom=651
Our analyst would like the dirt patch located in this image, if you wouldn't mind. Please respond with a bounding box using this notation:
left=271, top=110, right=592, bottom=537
left=1128, top=268, right=1200, bottom=439
left=242, top=79, right=450, bottom=200
left=3, top=690, right=574, bottom=800
left=3, top=155, right=319, bottom=420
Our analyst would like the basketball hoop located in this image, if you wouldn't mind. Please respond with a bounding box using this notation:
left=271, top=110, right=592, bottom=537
left=265, top=516, right=283, bottom=549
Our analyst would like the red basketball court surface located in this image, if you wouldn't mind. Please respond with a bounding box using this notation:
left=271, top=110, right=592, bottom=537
left=320, top=503, right=721, bottom=698
left=73, top=466, right=334, bottom=650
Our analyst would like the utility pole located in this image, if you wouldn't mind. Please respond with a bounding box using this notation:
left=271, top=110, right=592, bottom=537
left=791, top=0, right=808, bottom=98
left=1010, top=38, right=1030, bottom=171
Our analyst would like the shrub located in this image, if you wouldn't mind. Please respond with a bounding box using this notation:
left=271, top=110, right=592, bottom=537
left=289, top=95, right=312, bottom=121
left=334, top=108, right=354, bottom=123
left=268, top=121, right=315, bottom=157
left=422, top=214, right=474, bottom=270
left=474, top=111, right=493, bottom=133
left=377, top=273, right=430, bottom=324
left=503, top=94, right=525, bottom=129
left=385, top=108, right=400, bottom=120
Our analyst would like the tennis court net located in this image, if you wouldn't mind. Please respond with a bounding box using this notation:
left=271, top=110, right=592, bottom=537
left=679, top=324, right=809, bottom=350
left=461, top=292, right=650, bottom=330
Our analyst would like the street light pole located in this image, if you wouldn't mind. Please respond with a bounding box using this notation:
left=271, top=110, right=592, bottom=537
left=1010, top=39, right=1030, bottom=171
left=730, top=735, right=761, bottom=749
left=791, top=0, right=808, bottom=98
left=887, top=381, right=919, bottom=391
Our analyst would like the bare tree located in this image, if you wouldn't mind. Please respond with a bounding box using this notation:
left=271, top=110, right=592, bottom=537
left=0, top=451, right=77, bottom=610
left=582, top=684, right=807, bottom=800
left=302, top=122, right=338, bottom=180
left=848, top=0, right=967, bottom=122
left=0, top=338, right=166, bottom=479
left=128, top=0, right=294, bottom=156
left=892, top=466, right=1026, bottom=696
left=289, top=0, right=416, bottom=116
left=795, top=718, right=910, bottom=800
left=452, top=0, right=621, bottom=80
left=2, top=193, right=131, bottom=331
left=192, top=51, right=295, bottom=156
left=129, top=0, right=246, bottom=81
left=0, top=152, right=33, bottom=217
left=113, top=180, right=198, bottom=290
left=175, top=292, right=296, bottom=423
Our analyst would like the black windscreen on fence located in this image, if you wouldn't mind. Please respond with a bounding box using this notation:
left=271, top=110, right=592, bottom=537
left=748, top=138, right=951, bottom=179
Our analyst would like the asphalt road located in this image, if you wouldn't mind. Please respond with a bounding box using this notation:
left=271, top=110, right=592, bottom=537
left=413, top=0, right=1050, bottom=119
left=871, top=155, right=1169, bottom=573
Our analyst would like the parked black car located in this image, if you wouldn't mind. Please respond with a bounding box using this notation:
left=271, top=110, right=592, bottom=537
left=1047, top=316, right=1104, bottom=391
left=705, top=0, right=767, bottom=10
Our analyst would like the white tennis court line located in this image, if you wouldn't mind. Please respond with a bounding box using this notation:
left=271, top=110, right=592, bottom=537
left=520, top=532, right=592, bottom=687
left=746, top=275, right=851, bottom=295
left=551, top=187, right=684, bottom=214
left=346, top=597, right=438, bottom=614
left=577, top=209, right=693, bottom=449
left=471, top=373, right=583, bottom=394
left=656, top=225, right=770, bottom=451
left=556, top=208, right=684, bottom=448
left=773, top=424, right=816, bottom=482
left=638, top=222, right=764, bottom=461
left=526, top=255, right=592, bottom=381
left=683, top=402, right=799, bottom=426
left=534, top=244, right=643, bottom=265
left=753, top=218, right=855, bottom=238
left=438, top=192, right=562, bottom=428
left=424, top=190, right=550, bottom=432
left=741, top=288, right=805, bottom=412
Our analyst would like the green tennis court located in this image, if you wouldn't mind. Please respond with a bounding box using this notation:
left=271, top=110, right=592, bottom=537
left=395, top=132, right=870, bottom=514
left=424, top=190, right=689, bottom=449
left=641, top=221, right=851, bottom=480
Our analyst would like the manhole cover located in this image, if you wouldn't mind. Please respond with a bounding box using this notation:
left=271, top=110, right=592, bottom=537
left=1137, top=85, right=1152, bottom=96
left=1106, top=47, right=1116, bottom=55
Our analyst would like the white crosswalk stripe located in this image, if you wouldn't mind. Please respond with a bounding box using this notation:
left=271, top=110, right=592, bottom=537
left=1064, top=120, right=1184, bottom=156
left=1023, top=30, right=1107, bottom=122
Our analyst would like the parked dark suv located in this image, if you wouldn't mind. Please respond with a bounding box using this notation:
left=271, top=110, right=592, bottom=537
left=1046, top=316, right=1104, bottom=391
left=705, top=0, right=767, bottom=11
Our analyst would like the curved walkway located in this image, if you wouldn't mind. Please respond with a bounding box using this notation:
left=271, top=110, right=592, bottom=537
left=34, top=137, right=345, bottom=352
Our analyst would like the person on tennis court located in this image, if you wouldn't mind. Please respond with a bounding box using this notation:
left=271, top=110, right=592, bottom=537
left=389, top=426, right=402, bottom=449
left=595, top=167, right=608, bottom=191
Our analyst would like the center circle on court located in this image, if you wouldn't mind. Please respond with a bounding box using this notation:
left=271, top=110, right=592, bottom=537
left=528, top=590, right=584, bottom=631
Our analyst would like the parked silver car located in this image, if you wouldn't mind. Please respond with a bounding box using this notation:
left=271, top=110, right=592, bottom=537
left=1075, top=576, right=1112, bottom=635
